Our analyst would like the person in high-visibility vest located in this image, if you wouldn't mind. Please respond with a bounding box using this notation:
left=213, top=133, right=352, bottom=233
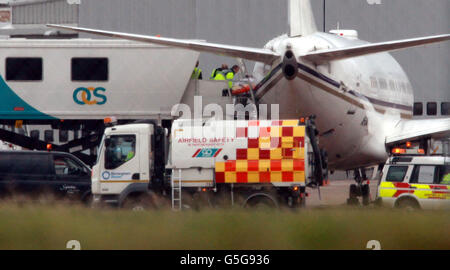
left=214, top=65, right=240, bottom=89
left=442, top=171, right=450, bottom=185
left=191, top=61, right=203, bottom=80
left=210, top=64, right=228, bottom=79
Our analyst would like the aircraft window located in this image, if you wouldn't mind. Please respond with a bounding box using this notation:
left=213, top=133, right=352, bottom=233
left=413, top=103, right=423, bottom=116
left=398, top=82, right=404, bottom=93
left=427, top=102, right=437, bottom=116
left=6, top=57, right=43, bottom=81
left=441, top=102, right=450, bottom=116
left=370, top=77, right=378, bottom=88
left=389, top=80, right=396, bottom=91
left=385, top=166, right=408, bottom=182
left=378, top=78, right=387, bottom=89
left=72, top=58, right=108, bottom=81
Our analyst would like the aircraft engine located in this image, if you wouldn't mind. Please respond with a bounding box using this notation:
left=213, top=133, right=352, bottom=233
left=282, top=50, right=298, bottom=81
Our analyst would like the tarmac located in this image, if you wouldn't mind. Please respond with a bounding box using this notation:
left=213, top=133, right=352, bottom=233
left=306, top=179, right=380, bottom=208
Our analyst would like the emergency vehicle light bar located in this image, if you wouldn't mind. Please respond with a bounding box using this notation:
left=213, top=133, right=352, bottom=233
left=392, top=148, right=425, bottom=155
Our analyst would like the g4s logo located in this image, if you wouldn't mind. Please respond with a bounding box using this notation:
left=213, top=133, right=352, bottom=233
left=73, top=87, right=107, bottom=105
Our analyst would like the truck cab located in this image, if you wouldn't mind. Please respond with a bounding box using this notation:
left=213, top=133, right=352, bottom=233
left=376, top=155, right=450, bottom=210
left=91, top=122, right=167, bottom=207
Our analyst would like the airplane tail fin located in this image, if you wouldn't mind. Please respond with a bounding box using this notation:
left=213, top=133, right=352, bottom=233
left=288, top=0, right=318, bottom=37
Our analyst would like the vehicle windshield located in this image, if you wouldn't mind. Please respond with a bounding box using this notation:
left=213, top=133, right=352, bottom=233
left=105, top=135, right=136, bottom=169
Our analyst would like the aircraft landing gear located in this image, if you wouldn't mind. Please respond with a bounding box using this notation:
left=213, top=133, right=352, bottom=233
left=347, top=169, right=371, bottom=206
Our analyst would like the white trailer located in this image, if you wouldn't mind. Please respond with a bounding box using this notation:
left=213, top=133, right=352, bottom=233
left=0, top=38, right=199, bottom=164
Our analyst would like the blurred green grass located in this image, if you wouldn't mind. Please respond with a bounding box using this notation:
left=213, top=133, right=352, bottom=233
left=0, top=203, right=448, bottom=250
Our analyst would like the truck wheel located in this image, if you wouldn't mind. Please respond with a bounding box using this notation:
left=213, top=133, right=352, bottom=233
left=243, top=194, right=278, bottom=209
left=395, top=198, right=420, bottom=211
left=122, top=194, right=155, bottom=211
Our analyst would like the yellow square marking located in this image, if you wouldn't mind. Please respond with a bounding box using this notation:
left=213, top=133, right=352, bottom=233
left=293, top=126, right=305, bottom=137
left=293, top=148, right=305, bottom=159
left=270, top=126, right=281, bottom=137
left=282, top=120, right=299, bottom=126
left=248, top=172, right=259, bottom=183
left=259, top=137, right=271, bottom=149
left=247, top=148, right=259, bottom=160
left=281, top=160, right=293, bottom=171
left=236, top=160, right=248, bottom=172
left=293, top=171, right=305, bottom=182
left=225, top=172, right=236, bottom=183
left=215, top=162, right=225, bottom=172
left=271, top=172, right=282, bottom=182
left=259, top=160, right=271, bottom=171
left=270, top=148, right=282, bottom=159
left=282, top=137, right=293, bottom=148
left=282, top=143, right=293, bottom=148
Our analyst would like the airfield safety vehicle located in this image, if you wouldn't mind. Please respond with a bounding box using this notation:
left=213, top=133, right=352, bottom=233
left=91, top=118, right=328, bottom=210
left=376, top=147, right=450, bottom=210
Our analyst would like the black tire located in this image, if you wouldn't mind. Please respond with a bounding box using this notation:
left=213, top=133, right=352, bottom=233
left=349, top=184, right=358, bottom=198
left=122, top=194, right=155, bottom=211
left=244, top=195, right=278, bottom=209
left=361, top=184, right=370, bottom=206
left=395, top=198, right=420, bottom=211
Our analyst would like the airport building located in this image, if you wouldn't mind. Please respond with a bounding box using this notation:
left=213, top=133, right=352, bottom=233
left=0, top=0, right=78, bottom=38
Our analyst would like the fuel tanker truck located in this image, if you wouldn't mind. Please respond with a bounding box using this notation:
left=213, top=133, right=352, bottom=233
left=91, top=117, right=327, bottom=210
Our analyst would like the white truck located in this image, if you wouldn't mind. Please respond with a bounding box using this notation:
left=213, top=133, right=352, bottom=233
left=91, top=118, right=328, bottom=210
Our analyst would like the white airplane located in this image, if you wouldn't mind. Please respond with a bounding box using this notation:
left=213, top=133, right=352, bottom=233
left=48, top=0, right=450, bottom=182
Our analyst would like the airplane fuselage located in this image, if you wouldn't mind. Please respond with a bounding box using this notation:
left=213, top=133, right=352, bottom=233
left=254, top=32, right=414, bottom=170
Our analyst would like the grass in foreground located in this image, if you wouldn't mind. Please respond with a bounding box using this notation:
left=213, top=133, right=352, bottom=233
left=0, top=203, right=448, bottom=250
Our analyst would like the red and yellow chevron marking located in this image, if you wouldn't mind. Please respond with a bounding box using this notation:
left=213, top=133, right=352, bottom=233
left=215, top=120, right=306, bottom=184
left=379, top=182, right=450, bottom=200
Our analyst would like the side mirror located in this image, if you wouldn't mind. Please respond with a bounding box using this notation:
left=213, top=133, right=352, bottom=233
left=104, top=138, right=111, bottom=147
